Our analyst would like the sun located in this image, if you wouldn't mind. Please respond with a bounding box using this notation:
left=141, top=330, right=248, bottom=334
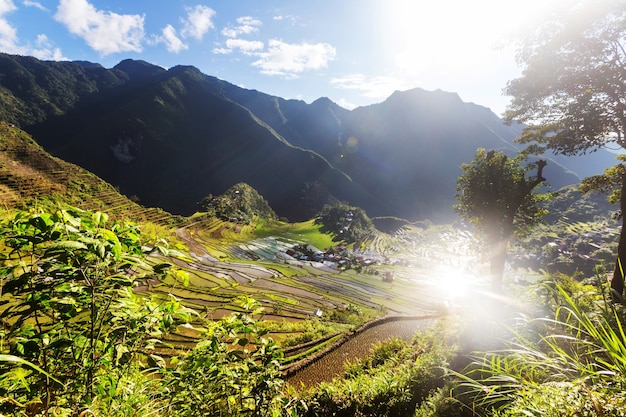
left=434, top=267, right=472, bottom=300
left=379, top=0, right=570, bottom=77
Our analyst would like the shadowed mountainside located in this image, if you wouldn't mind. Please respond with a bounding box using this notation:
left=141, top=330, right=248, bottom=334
left=0, top=53, right=617, bottom=221
left=0, top=121, right=177, bottom=225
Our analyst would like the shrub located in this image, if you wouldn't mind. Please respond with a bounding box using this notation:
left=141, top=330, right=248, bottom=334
left=0, top=208, right=192, bottom=415
left=295, top=320, right=460, bottom=417
left=166, top=297, right=286, bottom=417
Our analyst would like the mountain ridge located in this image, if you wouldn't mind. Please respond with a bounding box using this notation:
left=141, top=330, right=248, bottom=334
left=0, top=53, right=618, bottom=221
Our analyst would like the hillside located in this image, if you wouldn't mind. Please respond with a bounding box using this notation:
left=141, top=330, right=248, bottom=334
left=0, top=122, right=177, bottom=225
left=0, top=53, right=618, bottom=222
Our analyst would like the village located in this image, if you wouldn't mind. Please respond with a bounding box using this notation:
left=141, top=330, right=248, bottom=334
left=284, top=243, right=395, bottom=282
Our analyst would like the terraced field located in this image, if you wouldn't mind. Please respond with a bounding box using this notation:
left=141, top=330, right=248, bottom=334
left=164, top=222, right=468, bottom=320
left=286, top=317, right=436, bottom=387
left=0, top=122, right=179, bottom=226
left=1, top=121, right=490, bottom=373
left=146, top=217, right=489, bottom=368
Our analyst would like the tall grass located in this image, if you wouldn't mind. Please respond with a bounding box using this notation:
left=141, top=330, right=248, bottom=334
left=456, top=277, right=626, bottom=416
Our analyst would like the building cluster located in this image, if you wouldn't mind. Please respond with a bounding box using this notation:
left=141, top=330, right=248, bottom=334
left=285, top=243, right=384, bottom=273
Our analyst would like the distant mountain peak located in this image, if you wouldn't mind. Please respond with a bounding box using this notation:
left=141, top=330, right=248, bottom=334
left=387, top=87, right=462, bottom=103
left=0, top=52, right=617, bottom=223
left=311, top=96, right=334, bottom=105
left=72, top=60, right=103, bottom=69
left=114, top=59, right=166, bottom=79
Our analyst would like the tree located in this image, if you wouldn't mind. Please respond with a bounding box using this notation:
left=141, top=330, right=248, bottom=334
left=503, top=0, right=626, bottom=300
left=455, top=149, right=547, bottom=292
left=315, top=203, right=374, bottom=244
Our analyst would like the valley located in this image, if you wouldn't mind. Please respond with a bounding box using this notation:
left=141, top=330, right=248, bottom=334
left=0, top=49, right=624, bottom=415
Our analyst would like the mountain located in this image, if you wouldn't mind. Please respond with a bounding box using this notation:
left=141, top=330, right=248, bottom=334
left=0, top=121, right=178, bottom=225
left=0, top=53, right=617, bottom=222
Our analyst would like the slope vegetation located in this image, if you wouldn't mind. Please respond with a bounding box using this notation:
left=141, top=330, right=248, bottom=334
left=0, top=122, right=176, bottom=225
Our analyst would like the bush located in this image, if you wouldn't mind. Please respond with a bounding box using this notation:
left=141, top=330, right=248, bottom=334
left=166, top=297, right=286, bottom=417
left=0, top=208, right=192, bottom=415
left=295, top=320, right=460, bottom=417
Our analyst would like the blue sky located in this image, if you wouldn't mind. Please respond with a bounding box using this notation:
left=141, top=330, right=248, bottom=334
left=0, top=0, right=571, bottom=115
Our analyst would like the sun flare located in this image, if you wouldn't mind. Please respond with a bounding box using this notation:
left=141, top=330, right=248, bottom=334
left=380, top=0, right=571, bottom=77
left=433, top=267, right=473, bottom=300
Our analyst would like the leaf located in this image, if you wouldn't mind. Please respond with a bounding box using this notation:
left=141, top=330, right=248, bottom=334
left=172, top=270, right=190, bottom=287
left=0, top=354, right=64, bottom=386
left=92, top=211, right=108, bottom=227
left=115, top=344, right=129, bottom=362
left=59, top=209, right=82, bottom=228
left=48, top=241, right=88, bottom=252
left=152, top=263, right=172, bottom=274
left=28, top=214, right=52, bottom=233
left=149, top=354, right=166, bottom=369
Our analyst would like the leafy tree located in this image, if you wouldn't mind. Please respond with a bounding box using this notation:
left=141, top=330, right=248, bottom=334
left=503, top=0, right=626, bottom=299
left=315, top=203, right=374, bottom=244
left=455, top=149, right=547, bottom=291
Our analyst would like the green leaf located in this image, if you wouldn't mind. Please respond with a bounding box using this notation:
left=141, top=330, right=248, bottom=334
left=59, top=209, right=81, bottom=228
left=92, top=211, right=109, bottom=227
left=0, top=354, right=64, bottom=386
left=48, top=240, right=88, bottom=252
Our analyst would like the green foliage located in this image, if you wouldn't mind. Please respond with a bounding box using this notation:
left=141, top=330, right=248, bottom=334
left=580, top=155, right=626, bottom=208
left=0, top=208, right=191, bottom=415
left=503, top=1, right=626, bottom=297
left=199, top=183, right=277, bottom=224
left=455, top=149, right=548, bottom=244
left=315, top=203, right=375, bottom=244
left=327, top=305, right=379, bottom=326
left=456, top=278, right=626, bottom=416
left=504, top=1, right=626, bottom=156
left=166, top=296, right=287, bottom=417
left=263, top=319, right=350, bottom=348
left=455, top=149, right=548, bottom=290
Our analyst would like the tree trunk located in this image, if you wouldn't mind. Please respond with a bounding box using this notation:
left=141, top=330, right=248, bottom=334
left=490, top=239, right=508, bottom=293
left=611, top=173, right=626, bottom=301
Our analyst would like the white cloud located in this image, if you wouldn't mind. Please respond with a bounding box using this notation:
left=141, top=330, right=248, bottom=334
left=336, top=98, right=356, bottom=110
left=273, top=14, right=296, bottom=22
left=0, top=0, right=18, bottom=52
left=0, top=0, right=16, bottom=14
left=159, top=24, right=188, bottom=53
left=0, top=0, right=67, bottom=59
left=54, top=0, right=144, bottom=56
left=181, top=5, right=215, bottom=40
left=23, top=0, right=47, bottom=11
left=252, top=39, right=336, bottom=77
left=224, top=38, right=263, bottom=55
left=221, top=16, right=261, bottom=38
left=212, top=46, right=230, bottom=54
left=331, top=74, right=415, bottom=100
left=32, top=34, right=66, bottom=60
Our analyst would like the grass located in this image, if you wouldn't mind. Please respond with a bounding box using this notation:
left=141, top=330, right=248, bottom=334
left=452, top=276, right=626, bottom=417
left=255, top=218, right=337, bottom=250
left=290, top=319, right=461, bottom=417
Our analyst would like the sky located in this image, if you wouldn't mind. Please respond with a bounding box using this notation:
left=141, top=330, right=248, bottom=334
left=0, top=0, right=572, bottom=116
